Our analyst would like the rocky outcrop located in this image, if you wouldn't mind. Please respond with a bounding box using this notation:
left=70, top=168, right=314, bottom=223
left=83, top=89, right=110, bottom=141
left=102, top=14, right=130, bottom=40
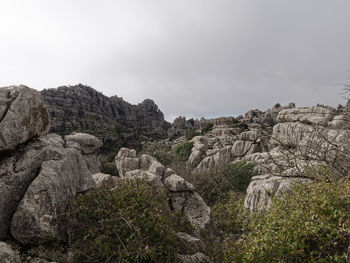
left=244, top=174, right=311, bottom=212
left=244, top=104, right=350, bottom=211
left=0, top=85, right=102, bottom=245
left=0, top=85, right=50, bottom=151
left=0, top=241, right=21, bottom=263
left=92, top=173, right=118, bottom=187
left=9, top=133, right=100, bottom=244
left=276, top=106, right=335, bottom=125
left=115, top=148, right=213, bottom=236
left=41, top=84, right=168, bottom=134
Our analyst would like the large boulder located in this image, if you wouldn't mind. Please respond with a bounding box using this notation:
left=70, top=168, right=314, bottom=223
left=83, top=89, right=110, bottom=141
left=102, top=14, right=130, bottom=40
left=0, top=241, right=21, bottom=263
left=244, top=174, right=311, bottom=212
left=10, top=133, right=100, bottom=244
left=64, top=132, right=102, bottom=154
left=276, top=106, right=335, bottom=125
left=115, top=148, right=139, bottom=178
left=0, top=85, right=50, bottom=151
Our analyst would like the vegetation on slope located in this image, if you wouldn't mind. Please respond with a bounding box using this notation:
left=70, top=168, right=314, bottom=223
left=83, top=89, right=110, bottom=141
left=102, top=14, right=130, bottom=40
left=64, top=179, right=193, bottom=263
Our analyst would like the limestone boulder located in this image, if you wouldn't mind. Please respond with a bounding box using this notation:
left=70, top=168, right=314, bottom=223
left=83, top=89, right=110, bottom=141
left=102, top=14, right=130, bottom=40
left=115, top=148, right=139, bottom=178
left=0, top=85, right=50, bottom=151
left=0, top=134, right=62, bottom=239
left=177, top=232, right=205, bottom=253
left=10, top=142, right=97, bottom=244
left=0, top=241, right=21, bottom=263
left=64, top=132, right=102, bottom=154
left=92, top=173, right=118, bottom=187
left=276, top=106, right=335, bottom=125
left=164, top=174, right=195, bottom=192
left=244, top=174, right=311, bottom=212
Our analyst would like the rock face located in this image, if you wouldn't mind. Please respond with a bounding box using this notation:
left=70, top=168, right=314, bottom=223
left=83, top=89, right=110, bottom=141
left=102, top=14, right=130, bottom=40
left=244, top=104, right=350, bottom=211
left=0, top=85, right=102, bottom=245
left=0, top=241, right=21, bottom=263
left=41, top=84, right=169, bottom=134
left=244, top=174, right=311, bottom=212
left=0, top=85, right=50, bottom=151
left=8, top=133, right=100, bottom=244
left=115, top=148, right=213, bottom=235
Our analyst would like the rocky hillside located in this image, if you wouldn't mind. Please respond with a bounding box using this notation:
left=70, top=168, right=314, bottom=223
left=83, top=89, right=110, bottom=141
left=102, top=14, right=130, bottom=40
left=41, top=85, right=170, bottom=153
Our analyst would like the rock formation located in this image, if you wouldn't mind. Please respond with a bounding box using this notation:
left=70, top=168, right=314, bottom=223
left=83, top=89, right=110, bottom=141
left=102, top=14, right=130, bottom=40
left=41, top=84, right=169, bottom=134
left=0, top=85, right=50, bottom=151
left=115, top=148, right=213, bottom=236
left=0, top=86, right=101, bottom=245
left=244, top=104, right=350, bottom=211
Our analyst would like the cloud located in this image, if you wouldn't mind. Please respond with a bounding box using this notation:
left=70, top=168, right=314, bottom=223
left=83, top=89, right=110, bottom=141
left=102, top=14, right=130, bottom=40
left=0, top=0, right=350, bottom=121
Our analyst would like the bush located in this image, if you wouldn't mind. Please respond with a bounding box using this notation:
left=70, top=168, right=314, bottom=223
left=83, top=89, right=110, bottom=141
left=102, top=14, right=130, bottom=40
left=98, top=154, right=119, bottom=177
left=188, top=161, right=256, bottom=206
left=209, top=192, right=247, bottom=262
left=201, top=123, right=214, bottom=135
left=186, top=130, right=200, bottom=140
left=65, top=179, right=193, bottom=263
left=173, top=142, right=194, bottom=162
left=226, top=180, right=350, bottom=263
left=140, top=143, right=174, bottom=167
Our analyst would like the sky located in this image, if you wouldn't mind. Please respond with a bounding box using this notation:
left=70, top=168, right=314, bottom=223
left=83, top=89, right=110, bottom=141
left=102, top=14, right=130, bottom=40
left=1, top=0, right=350, bottom=121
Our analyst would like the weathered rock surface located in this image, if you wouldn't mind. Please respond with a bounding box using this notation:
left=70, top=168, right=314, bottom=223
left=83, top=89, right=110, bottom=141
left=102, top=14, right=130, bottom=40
left=115, top=148, right=213, bottom=235
left=178, top=253, right=212, bottom=263
left=177, top=232, right=205, bottom=253
left=41, top=84, right=169, bottom=133
left=10, top=133, right=100, bottom=244
left=244, top=105, right=349, bottom=212
left=115, top=148, right=139, bottom=178
left=92, top=173, right=118, bottom=187
left=0, top=85, right=50, bottom=151
left=0, top=241, right=21, bottom=263
left=276, top=106, right=335, bottom=125
left=64, top=132, right=102, bottom=154
left=244, top=174, right=311, bottom=212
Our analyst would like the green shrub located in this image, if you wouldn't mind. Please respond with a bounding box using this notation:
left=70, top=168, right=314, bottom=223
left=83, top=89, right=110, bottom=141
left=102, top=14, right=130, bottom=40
left=98, top=154, right=119, bottom=177
left=209, top=192, right=247, bottom=262
left=65, top=179, right=193, bottom=263
left=201, top=123, right=214, bottom=135
left=186, top=130, right=200, bottom=140
left=173, top=142, right=194, bottom=162
left=140, top=143, right=174, bottom=166
left=169, top=131, right=182, bottom=141
left=226, top=181, right=350, bottom=263
left=189, top=161, right=257, bottom=205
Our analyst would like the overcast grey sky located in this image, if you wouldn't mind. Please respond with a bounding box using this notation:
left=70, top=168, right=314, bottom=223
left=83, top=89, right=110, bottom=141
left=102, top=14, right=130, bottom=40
left=1, top=0, right=350, bottom=121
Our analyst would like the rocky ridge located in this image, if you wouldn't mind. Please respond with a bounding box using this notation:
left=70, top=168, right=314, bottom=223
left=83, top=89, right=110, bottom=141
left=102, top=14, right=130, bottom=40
left=41, top=85, right=170, bottom=143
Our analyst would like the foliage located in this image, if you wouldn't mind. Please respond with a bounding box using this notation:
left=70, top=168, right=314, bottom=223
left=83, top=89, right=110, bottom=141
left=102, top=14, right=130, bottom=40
left=169, top=131, right=182, bottom=141
left=188, top=161, right=257, bottom=206
left=65, top=179, right=193, bottom=263
left=173, top=142, right=194, bottom=162
left=201, top=123, right=214, bottom=135
left=208, top=192, right=247, bottom=262
left=186, top=129, right=200, bottom=140
left=274, top=103, right=281, bottom=108
left=98, top=154, right=119, bottom=177
left=225, top=180, right=350, bottom=263
left=140, top=143, right=174, bottom=166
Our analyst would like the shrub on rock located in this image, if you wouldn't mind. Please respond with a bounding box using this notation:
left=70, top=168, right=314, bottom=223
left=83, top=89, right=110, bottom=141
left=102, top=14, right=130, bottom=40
left=64, top=179, right=194, bottom=263
left=225, top=181, right=350, bottom=262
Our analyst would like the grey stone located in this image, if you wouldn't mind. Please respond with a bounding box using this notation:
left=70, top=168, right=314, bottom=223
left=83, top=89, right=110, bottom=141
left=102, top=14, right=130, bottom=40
left=64, top=132, right=102, bottom=154
left=0, top=85, right=50, bottom=151
left=0, top=241, right=21, bottom=263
